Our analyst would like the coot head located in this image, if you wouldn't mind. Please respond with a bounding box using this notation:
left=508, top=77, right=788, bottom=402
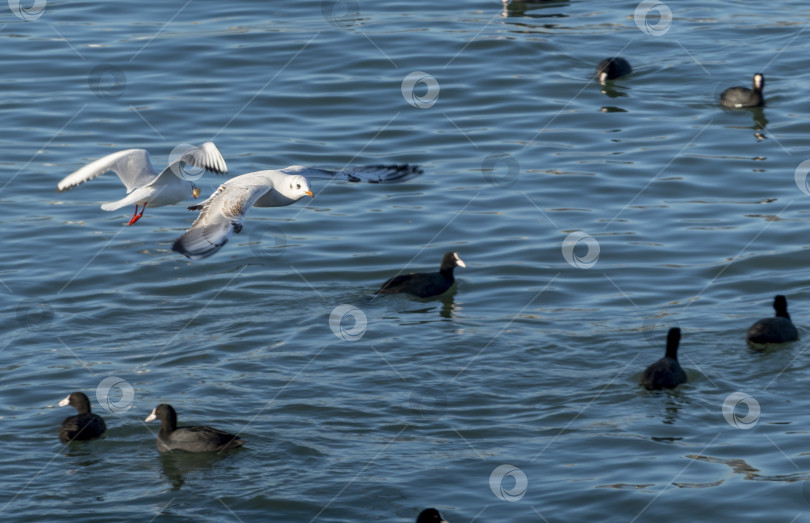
left=417, top=508, right=449, bottom=523
left=665, top=327, right=681, bottom=359
left=145, top=404, right=177, bottom=428
left=595, top=57, right=632, bottom=83
left=440, top=251, right=466, bottom=273
left=773, top=294, right=789, bottom=319
left=753, top=73, right=765, bottom=91
left=59, top=391, right=93, bottom=413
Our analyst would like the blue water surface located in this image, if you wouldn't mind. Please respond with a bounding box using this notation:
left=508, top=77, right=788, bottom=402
left=3, top=1, right=810, bottom=521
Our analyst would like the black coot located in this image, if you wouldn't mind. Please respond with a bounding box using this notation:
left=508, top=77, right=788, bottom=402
left=417, top=508, right=449, bottom=523
left=747, top=295, right=799, bottom=344
left=639, top=328, right=687, bottom=391
left=377, top=252, right=466, bottom=298
left=145, top=404, right=245, bottom=453
left=720, top=73, right=765, bottom=108
left=58, top=391, right=106, bottom=443
left=595, top=57, right=632, bottom=83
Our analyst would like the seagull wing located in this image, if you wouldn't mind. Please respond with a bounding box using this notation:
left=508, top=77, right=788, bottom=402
left=279, top=164, right=422, bottom=184
left=160, top=142, right=228, bottom=183
left=57, top=149, right=158, bottom=193
left=172, top=173, right=273, bottom=260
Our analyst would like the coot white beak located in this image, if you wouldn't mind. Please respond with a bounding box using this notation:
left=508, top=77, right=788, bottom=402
left=455, top=253, right=466, bottom=268
left=58, top=395, right=70, bottom=407
left=145, top=408, right=157, bottom=422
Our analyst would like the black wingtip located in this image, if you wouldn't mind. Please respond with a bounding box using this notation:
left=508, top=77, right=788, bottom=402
left=172, top=230, right=231, bottom=260
left=171, top=237, right=193, bottom=259
left=367, top=163, right=423, bottom=184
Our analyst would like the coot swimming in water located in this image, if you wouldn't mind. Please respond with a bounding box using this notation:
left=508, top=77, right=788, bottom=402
left=720, top=73, right=765, bottom=108
left=416, top=508, right=449, bottom=523
left=639, top=328, right=687, bottom=391
left=58, top=391, right=106, bottom=443
left=145, top=404, right=245, bottom=453
left=595, top=57, right=632, bottom=83
left=377, top=251, right=466, bottom=298
left=746, top=295, right=799, bottom=344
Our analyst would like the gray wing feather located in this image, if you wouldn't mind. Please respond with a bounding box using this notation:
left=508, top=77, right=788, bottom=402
left=58, top=149, right=158, bottom=193
left=154, top=142, right=228, bottom=189
left=160, top=142, right=228, bottom=185
left=172, top=176, right=272, bottom=260
left=279, top=164, right=422, bottom=183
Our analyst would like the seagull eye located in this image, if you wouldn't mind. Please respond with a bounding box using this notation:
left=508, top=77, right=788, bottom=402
left=296, top=184, right=301, bottom=189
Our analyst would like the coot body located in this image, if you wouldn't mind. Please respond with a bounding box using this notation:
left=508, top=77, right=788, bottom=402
left=145, top=404, right=244, bottom=453
left=417, top=508, right=449, bottom=523
left=720, top=73, right=765, bottom=108
left=747, top=295, right=798, bottom=344
left=58, top=392, right=106, bottom=443
left=639, top=328, right=687, bottom=391
left=595, top=57, right=632, bottom=83
left=377, top=252, right=465, bottom=298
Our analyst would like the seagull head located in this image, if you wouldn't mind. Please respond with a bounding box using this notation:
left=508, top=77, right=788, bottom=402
left=284, top=174, right=314, bottom=200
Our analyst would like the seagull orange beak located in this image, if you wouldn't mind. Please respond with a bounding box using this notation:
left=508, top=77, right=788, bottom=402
left=192, top=187, right=201, bottom=199
left=305, top=190, right=314, bottom=198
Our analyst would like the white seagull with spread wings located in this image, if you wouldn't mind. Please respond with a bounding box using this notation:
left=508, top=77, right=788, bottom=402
left=172, top=164, right=421, bottom=260
left=57, top=142, right=227, bottom=225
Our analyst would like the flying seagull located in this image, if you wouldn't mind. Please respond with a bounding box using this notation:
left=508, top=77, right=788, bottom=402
left=57, top=142, right=227, bottom=225
left=172, top=164, right=421, bottom=260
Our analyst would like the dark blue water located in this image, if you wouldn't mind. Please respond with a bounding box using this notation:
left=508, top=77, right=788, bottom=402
left=4, top=1, right=810, bottom=521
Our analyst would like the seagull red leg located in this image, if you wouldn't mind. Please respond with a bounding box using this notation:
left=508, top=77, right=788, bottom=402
left=128, top=205, right=140, bottom=225
left=128, top=203, right=147, bottom=226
